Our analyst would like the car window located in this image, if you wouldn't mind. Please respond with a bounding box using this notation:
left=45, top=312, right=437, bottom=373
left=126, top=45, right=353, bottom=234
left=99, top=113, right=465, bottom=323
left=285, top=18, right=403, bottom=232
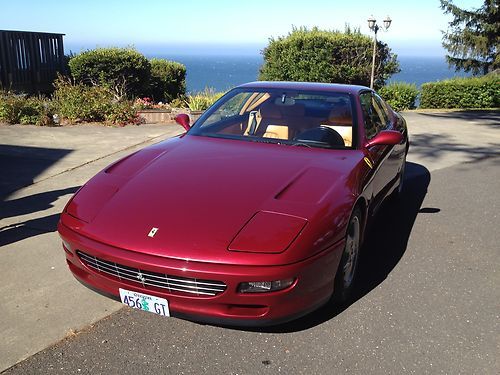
left=190, top=89, right=355, bottom=150
left=202, top=92, right=252, bottom=126
left=373, top=94, right=391, bottom=128
left=360, top=92, right=385, bottom=139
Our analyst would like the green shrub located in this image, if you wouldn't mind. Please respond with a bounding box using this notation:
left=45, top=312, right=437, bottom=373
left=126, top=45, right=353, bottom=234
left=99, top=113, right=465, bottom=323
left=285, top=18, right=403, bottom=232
left=68, top=47, right=151, bottom=98
left=105, top=100, right=143, bottom=126
left=169, top=97, right=186, bottom=108
left=19, top=97, right=54, bottom=126
left=259, top=27, right=400, bottom=89
left=186, top=88, right=224, bottom=111
left=147, top=59, right=186, bottom=102
left=0, top=93, right=53, bottom=126
left=378, top=82, right=419, bottom=111
left=420, top=76, right=500, bottom=109
left=53, top=76, right=113, bottom=123
left=186, top=95, right=208, bottom=111
left=52, top=76, right=141, bottom=125
left=0, top=93, right=25, bottom=123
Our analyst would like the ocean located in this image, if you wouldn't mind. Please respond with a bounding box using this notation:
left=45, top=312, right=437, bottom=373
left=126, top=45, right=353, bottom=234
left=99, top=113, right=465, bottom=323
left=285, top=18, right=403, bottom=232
left=150, top=54, right=470, bottom=93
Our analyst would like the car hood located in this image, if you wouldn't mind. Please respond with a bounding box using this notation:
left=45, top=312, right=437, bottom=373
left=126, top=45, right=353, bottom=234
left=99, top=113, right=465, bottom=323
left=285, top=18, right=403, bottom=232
left=64, top=135, right=363, bottom=265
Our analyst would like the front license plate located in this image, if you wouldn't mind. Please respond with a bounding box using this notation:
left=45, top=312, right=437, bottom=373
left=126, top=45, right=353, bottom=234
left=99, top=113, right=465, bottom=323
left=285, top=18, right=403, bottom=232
left=119, top=288, right=170, bottom=317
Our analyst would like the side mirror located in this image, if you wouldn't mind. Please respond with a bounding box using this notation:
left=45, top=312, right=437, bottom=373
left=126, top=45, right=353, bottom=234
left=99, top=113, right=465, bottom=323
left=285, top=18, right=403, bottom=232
left=365, top=130, right=403, bottom=148
left=175, top=113, right=191, bottom=131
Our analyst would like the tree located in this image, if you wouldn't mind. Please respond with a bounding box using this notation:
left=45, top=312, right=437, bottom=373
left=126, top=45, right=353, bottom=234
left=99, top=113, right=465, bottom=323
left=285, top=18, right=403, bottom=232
left=68, top=48, right=151, bottom=99
left=147, top=59, right=186, bottom=102
left=440, top=0, right=499, bottom=75
left=259, top=27, right=400, bottom=89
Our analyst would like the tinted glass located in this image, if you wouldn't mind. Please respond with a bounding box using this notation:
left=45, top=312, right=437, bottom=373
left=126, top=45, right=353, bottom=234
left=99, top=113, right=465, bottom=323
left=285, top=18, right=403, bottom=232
left=373, top=94, right=391, bottom=128
left=359, top=92, right=385, bottom=139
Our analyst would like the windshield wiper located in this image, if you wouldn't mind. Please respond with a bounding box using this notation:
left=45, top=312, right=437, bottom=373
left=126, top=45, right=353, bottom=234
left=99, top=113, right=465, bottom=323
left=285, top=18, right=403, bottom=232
left=289, top=141, right=312, bottom=148
left=250, top=138, right=280, bottom=144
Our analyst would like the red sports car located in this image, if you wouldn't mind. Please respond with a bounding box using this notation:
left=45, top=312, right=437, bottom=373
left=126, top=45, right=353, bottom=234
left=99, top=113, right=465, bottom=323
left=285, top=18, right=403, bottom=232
left=58, top=82, right=408, bottom=326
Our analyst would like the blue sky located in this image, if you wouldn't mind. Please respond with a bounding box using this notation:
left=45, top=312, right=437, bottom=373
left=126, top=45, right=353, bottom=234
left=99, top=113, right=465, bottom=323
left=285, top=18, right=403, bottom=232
left=2, top=0, right=484, bottom=56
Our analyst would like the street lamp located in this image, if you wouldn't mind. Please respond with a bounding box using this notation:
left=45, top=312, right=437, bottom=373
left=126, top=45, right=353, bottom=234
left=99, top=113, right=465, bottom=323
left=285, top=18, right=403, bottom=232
left=367, top=15, right=392, bottom=89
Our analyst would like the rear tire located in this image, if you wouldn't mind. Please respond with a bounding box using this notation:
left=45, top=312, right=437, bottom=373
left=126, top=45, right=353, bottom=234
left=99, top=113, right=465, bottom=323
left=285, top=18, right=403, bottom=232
left=333, top=207, right=362, bottom=304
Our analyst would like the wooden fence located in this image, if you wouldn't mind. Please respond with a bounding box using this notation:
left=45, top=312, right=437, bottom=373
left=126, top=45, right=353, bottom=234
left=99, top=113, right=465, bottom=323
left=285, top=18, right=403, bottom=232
left=0, top=30, right=65, bottom=94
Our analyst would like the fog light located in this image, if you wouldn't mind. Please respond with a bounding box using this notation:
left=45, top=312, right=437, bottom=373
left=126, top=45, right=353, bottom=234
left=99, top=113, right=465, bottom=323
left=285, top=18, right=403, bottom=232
left=238, top=278, right=295, bottom=293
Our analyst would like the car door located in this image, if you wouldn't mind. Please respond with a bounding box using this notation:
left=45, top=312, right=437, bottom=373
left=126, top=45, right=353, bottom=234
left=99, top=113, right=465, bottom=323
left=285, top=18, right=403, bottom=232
left=359, top=91, right=394, bottom=204
left=372, top=93, right=404, bottom=185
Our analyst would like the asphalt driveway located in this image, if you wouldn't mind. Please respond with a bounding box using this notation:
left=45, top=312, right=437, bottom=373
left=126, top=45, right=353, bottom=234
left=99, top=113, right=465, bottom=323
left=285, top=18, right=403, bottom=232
left=0, top=111, right=499, bottom=374
left=0, top=123, right=184, bottom=371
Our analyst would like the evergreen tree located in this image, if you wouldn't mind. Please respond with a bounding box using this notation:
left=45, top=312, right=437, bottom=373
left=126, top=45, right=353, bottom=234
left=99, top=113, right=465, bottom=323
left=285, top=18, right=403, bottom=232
left=440, top=0, right=499, bottom=75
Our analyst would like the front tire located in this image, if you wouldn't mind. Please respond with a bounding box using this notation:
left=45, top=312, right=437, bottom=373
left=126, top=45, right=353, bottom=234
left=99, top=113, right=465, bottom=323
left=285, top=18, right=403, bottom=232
left=333, top=207, right=362, bottom=304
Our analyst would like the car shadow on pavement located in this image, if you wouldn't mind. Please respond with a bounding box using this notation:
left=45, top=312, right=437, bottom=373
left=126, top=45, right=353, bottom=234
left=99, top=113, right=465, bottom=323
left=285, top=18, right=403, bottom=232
left=252, top=161, right=432, bottom=333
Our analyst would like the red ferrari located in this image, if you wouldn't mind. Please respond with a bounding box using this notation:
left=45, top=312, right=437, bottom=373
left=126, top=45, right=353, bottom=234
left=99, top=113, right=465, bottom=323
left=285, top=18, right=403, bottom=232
left=58, top=82, right=408, bottom=326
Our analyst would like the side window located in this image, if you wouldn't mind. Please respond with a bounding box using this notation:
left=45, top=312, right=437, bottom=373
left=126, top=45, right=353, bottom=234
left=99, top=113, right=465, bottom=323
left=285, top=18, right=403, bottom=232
left=360, top=92, right=385, bottom=139
left=373, top=94, right=391, bottom=129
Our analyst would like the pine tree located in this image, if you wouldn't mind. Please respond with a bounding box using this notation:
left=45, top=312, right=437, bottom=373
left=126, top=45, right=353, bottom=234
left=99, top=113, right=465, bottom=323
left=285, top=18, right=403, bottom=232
left=440, top=0, right=499, bottom=75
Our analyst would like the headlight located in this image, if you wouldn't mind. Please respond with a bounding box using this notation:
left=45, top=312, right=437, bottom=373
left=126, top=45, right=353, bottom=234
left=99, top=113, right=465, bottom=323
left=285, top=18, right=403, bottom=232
left=61, top=240, right=73, bottom=255
left=229, top=211, right=307, bottom=254
left=238, top=278, right=295, bottom=293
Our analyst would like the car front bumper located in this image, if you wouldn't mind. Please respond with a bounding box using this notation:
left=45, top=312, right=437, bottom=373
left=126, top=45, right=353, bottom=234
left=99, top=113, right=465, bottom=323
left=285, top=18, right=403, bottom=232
left=58, top=221, right=344, bottom=326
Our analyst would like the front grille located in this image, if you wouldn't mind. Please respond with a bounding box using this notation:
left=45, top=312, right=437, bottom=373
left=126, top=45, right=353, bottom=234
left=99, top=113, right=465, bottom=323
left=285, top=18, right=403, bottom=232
left=77, top=251, right=227, bottom=296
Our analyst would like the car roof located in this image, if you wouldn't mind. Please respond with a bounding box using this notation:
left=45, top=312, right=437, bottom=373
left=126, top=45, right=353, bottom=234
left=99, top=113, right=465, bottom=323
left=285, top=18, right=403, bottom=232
left=237, top=81, right=369, bottom=95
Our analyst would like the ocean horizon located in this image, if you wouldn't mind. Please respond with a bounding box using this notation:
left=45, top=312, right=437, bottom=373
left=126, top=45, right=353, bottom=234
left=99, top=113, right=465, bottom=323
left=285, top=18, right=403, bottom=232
left=148, top=54, right=471, bottom=93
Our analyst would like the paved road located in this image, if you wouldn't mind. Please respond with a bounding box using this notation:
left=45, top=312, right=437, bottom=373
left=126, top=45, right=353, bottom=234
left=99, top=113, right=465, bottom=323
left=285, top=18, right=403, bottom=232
left=0, top=123, right=184, bottom=371
left=1, top=111, right=499, bottom=374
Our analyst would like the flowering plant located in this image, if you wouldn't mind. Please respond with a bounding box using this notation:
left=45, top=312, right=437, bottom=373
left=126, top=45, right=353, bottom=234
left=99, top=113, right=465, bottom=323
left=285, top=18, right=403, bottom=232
left=134, top=97, right=171, bottom=110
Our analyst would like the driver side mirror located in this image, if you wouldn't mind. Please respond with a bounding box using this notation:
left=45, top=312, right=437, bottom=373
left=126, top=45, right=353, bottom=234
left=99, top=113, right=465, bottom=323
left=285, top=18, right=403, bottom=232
left=364, top=130, right=403, bottom=148
left=175, top=113, right=191, bottom=131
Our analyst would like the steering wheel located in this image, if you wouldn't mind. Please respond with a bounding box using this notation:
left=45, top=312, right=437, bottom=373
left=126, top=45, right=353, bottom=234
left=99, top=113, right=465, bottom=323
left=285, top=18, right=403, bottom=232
left=293, top=126, right=345, bottom=148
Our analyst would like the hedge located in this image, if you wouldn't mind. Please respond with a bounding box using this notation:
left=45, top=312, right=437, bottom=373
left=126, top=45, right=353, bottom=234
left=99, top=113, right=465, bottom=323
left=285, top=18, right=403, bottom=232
left=147, top=58, right=186, bottom=102
left=378, top=82, right=419, bottom=111
left=68, top=47, right=151, bottom=98
left=259, top=27, right=400, bottom=89
left=420, top=76, right=500, bottom=109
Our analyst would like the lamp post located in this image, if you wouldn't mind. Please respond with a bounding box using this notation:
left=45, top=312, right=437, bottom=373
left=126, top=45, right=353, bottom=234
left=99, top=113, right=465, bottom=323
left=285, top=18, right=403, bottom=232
left=367, top=15, right=392, bottom=89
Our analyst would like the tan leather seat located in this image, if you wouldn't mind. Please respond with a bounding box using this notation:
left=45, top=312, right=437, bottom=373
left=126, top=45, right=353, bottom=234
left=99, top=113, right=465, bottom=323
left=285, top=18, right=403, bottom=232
left=323, top=105, right=353, bottom=146
left=263, top=125, right=289, bottom=139
left=244, top=101, right=307, bottom=141
left=257, top=103, right=289, bottom=139
left=261, top=103, right=306, bottom=140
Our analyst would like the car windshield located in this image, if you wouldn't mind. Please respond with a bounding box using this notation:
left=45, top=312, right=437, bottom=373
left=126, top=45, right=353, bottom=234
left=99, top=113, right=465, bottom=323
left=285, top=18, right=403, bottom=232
left=189, top=88, right=355, bottom=149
